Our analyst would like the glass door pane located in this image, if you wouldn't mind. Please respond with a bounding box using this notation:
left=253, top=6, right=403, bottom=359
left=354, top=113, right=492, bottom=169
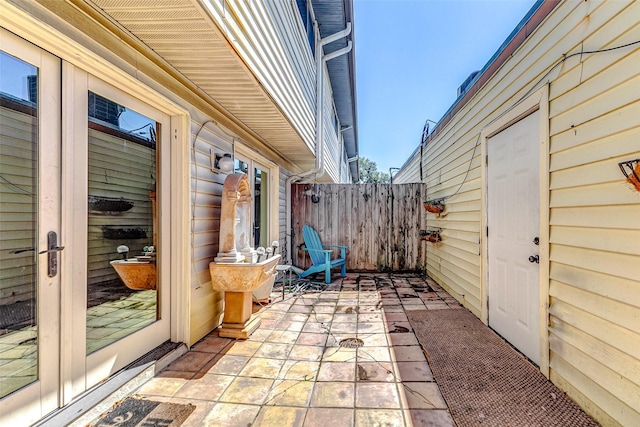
left=253, top=167, right=268, bottom=248
left=86, top=91, right=158, bottom=354
left=0, top=51, right=39, bottom=398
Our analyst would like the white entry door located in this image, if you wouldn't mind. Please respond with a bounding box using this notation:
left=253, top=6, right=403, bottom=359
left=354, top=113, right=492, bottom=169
left=487, top=111, right=541, bottom=364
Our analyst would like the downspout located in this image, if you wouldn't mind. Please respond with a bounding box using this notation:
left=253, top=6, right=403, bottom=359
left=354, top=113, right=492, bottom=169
left=285, top=21, right=352, bottom=264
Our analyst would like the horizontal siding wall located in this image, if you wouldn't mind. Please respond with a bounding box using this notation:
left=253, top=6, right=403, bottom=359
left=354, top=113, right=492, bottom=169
left=394, top=1, right=640, bottom=425
left=188, top=120, right=231, bottom=345
left=546, top=1, right=640, bottom=424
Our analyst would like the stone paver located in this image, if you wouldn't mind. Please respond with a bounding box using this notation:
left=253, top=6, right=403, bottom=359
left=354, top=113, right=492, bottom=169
left=132, top=273, right=458, bottom=426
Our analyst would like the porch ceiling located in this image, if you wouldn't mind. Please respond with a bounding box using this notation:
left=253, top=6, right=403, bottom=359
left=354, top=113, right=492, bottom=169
left=88, top=0, right=315, bottom=171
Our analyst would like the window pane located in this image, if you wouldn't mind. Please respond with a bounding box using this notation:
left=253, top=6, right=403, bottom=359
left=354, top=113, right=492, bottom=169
left=0, top=51, right=39, bottom=397
left=253, top=167, right=268, bottom=248
left=86, top=92, right=158, bottom=354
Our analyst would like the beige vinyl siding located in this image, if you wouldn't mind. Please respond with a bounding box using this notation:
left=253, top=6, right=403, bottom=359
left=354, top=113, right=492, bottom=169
left=546, top=1, right=640, bottom=423
left=188, top=120, right=231, bottom=345
left=394, top=1, right=640, bottom=424
left=0, top=105, right=36, bottom=305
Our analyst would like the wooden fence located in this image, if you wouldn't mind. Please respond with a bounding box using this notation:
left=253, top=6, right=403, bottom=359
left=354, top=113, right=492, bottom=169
left=291, top=183, right=427, bottom=271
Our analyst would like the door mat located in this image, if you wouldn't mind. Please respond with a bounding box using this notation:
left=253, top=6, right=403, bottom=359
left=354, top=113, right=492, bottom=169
left=92, top=397, right=195, bottom=427
left=407, top=308, right=599, bottom=427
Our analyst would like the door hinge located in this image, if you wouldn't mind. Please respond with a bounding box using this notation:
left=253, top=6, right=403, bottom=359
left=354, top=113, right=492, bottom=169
left=485, top=155, right=488, bottom=166
left=486, top=226, right=489, bottom=237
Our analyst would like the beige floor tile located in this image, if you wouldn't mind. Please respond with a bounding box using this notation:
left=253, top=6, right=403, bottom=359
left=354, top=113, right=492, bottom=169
left=206, top=354, right=249, bottom=375
left=202, top=402, right=260, bottom=426
left=289, top=344, right=325, bottom=361
left=238, top=357, right=286, bottom=379
left=280, top=360, right=320, bottom=380
left=265, top=380, right=314, bottom=407
left=219, top=377, right=274, bottom=405
left=321, top=347, right=357, bottom=362
left=357, top=346, right=391, bottom=362
left=296, top=332, right=328, bottom=347
left=304, top=408, right=354, bottom=427
left=254, top=406, right=307, bottom=427
left=266, top=330, right=300, bottom=344
left=358, top=333, right=388, bottom=347
left=224, top=340, right=262, bottom=357
left=356, top=362, right=395, bottom=382
left=136, top=376, right=188, bottom=397
left=399, top=382, right=448, bottom=409
left=191, top=336, right=233, bottom=353
left=404, top=409, right=456, bottom=426
left=173, top=373, right=234, bottom=401
left=310, top=382, right=355, bottom=408
left=395, top=361, right=433, bottom=382
left=255, top=342, right=293, bottom=359
left=388, top=333, right=419, bottom=346
left=391, top=346, right=426, bottom=362
left=355, top=383, right=401, bottom=408
left=355, top=409, right=405, bottom=427
left=317, top=361, right=356, bottom=382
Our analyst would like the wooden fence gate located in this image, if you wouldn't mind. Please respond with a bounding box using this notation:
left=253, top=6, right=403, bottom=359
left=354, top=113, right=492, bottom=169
left=291, top=183, right=427, bottom=272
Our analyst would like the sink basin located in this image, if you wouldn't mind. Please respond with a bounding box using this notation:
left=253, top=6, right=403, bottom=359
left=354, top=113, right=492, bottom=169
left=209, top=254, right=280, bottom=339
left=209, top=254, right=280, bottom=292
left=110, top=259, right=156, bottom=290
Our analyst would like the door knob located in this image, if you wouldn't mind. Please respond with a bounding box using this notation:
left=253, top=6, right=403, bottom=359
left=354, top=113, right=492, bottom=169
left=528, top=255, right=539, bottom=264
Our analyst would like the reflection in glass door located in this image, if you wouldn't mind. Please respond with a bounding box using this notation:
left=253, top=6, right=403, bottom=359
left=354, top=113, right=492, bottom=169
left=234, top=158, right=270, bottom=248
left=86, top=92, right=159, bottom=353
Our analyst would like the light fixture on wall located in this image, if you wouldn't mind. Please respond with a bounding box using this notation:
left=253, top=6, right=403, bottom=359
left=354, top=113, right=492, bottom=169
left=211, top=150, right=234, bottom=173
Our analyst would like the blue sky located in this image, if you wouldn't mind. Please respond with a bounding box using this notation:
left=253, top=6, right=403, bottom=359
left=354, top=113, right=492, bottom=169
left=354, top=0, right=536, bottom=175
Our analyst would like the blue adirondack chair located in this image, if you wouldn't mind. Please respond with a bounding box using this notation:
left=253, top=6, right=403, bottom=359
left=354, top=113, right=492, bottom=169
left=298, top=225, right=347, bottom=284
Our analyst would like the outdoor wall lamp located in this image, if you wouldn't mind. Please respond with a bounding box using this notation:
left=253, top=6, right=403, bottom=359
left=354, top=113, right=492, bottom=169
left=211, top=151, right=234, bottom=173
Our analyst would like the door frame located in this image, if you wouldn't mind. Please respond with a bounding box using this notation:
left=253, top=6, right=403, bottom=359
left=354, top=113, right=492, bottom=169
left=480, top=85, right=550, bottom=377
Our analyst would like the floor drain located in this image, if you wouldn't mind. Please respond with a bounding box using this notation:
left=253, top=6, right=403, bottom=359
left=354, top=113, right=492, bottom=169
left=339, top=338, right=364, bottom=348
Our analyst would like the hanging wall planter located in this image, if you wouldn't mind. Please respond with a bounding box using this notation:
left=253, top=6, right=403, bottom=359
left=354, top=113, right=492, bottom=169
left=419, top=228, right=442, bottom=243
left=89, top=196, right=134, bottom=214
left=619, top=158, right=640, bottom=192
left=423, top=199, right=445, bottom=214
left=102, top=226, right=148, bottom=240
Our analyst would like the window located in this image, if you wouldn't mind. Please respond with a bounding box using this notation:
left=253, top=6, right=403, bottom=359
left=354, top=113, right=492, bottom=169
left=295, top=0, right=315, bottom=56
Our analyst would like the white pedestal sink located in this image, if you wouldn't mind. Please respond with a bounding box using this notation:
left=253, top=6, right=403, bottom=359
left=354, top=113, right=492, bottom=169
left=209, top=254, right=280, bottom=339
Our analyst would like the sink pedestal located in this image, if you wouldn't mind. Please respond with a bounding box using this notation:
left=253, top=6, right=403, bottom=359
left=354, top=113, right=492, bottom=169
left=209, top=254, right=280, bottom=339
left=219, top=291, right=261, bottom=339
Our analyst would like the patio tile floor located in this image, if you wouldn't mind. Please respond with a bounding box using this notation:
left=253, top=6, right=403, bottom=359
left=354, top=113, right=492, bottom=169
left=133, top=273, right=458, bottom=426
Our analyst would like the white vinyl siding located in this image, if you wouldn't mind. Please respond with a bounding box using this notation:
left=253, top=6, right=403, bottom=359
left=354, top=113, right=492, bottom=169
left=394, top=1, right=640, bottom=425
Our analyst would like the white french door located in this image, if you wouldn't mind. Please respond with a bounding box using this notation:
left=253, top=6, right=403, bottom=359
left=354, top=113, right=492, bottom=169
left=0, top=29, right=62, bottom=425
left=1, top=29, right=171, bottom=424
left=487, top=111, right=541, bottom=364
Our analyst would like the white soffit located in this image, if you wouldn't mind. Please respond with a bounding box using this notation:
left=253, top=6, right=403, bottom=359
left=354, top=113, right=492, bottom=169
left=89, top=0, right=314, bottom=168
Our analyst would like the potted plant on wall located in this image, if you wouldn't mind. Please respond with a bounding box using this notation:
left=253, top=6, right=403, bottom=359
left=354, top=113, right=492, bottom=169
left=423, top=199, right=444, bottom=214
